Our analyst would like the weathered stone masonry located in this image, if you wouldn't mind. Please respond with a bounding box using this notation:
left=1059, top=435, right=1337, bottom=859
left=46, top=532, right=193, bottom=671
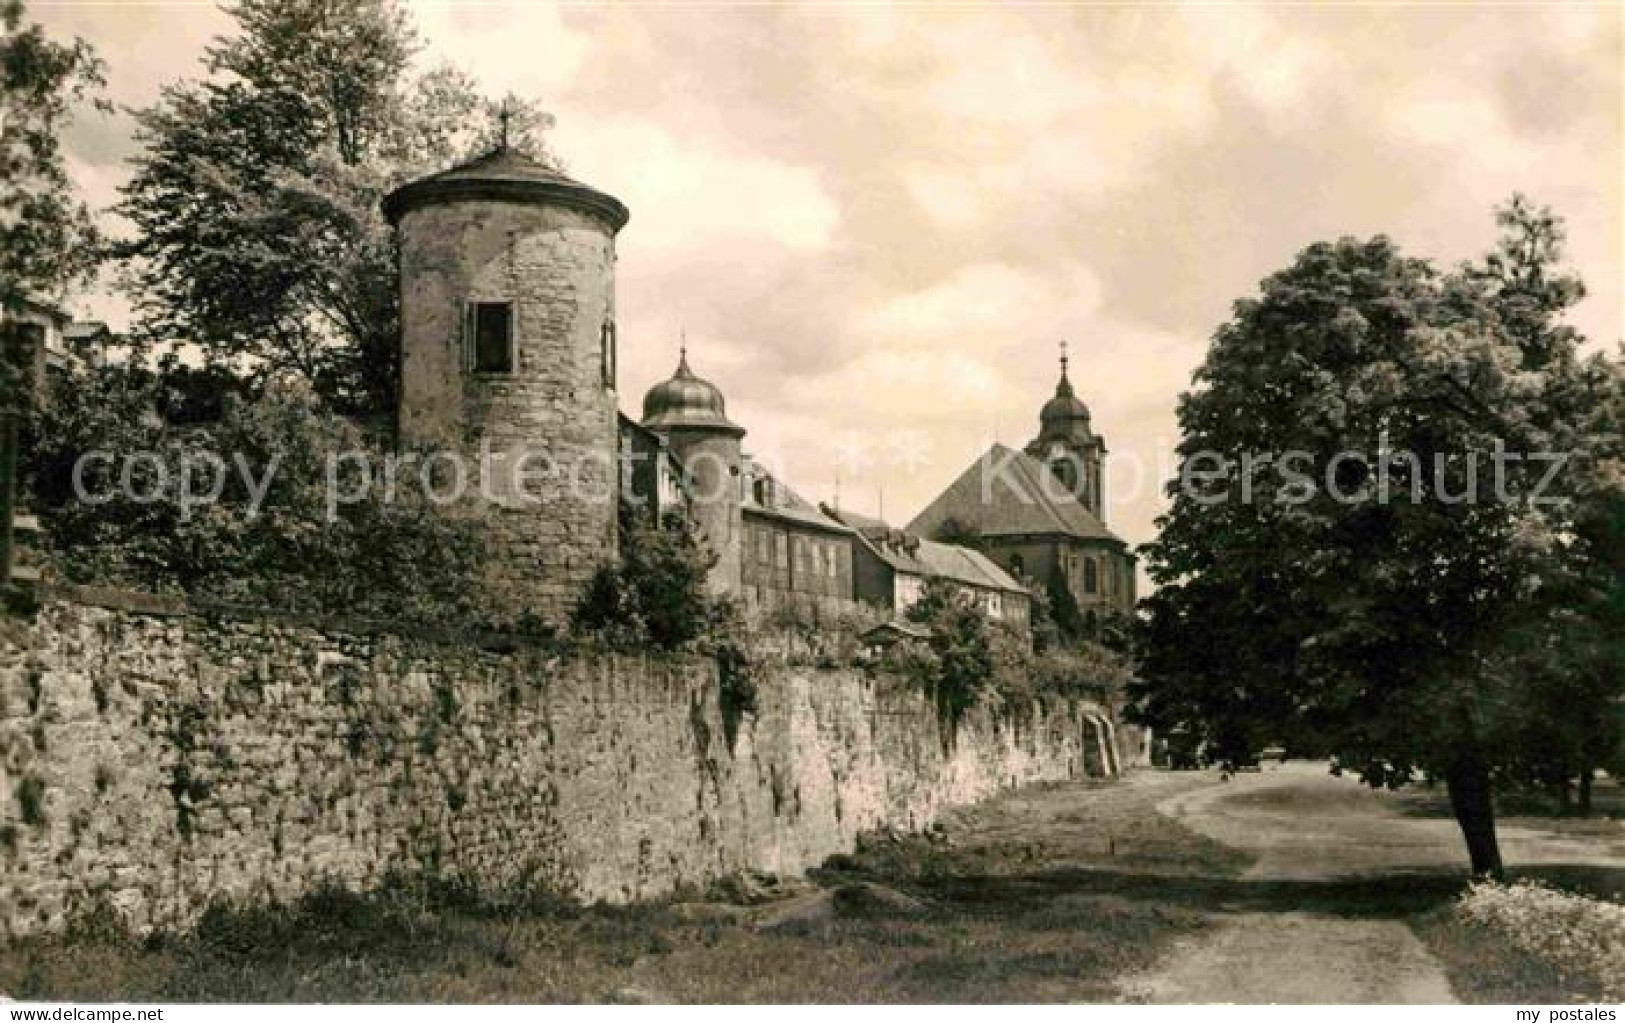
left=0, top=591, right=1116, bottom=938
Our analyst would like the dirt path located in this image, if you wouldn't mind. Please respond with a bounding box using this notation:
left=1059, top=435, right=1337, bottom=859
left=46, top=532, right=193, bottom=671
left=1127, top=764, right=1457, bottom=1004
left=1156, top=764, right=1624, bottom=880
left=1124, top=763, right=1622, bottom=1003
left=1125, top=910, right=1455, bottom=1003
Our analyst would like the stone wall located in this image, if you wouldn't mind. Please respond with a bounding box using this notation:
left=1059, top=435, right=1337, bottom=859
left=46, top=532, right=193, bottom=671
left=0, top=590, right=1115, bottom=938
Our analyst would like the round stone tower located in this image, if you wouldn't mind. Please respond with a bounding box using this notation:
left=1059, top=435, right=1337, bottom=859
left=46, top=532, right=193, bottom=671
left=641, top=350, right=746, bottom=596
left=383, top=145, right=630, bottom=621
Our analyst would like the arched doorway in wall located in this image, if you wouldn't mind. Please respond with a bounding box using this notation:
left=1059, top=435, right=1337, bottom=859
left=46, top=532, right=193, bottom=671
left=1081, top=715, right=1115, bottom=777
left=1098, top=716, right=1121, bottom=775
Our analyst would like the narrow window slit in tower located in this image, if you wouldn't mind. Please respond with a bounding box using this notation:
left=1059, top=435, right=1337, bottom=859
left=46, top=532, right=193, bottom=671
left=469, top=301, right=514, bottom=374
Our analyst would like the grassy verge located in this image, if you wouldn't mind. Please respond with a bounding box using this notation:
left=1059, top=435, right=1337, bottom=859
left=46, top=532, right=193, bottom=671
left=1388, top=776, right=1624, bottom=841
left=1389, top=776, right=1625, bottom=1002
left=0, top=773, right=1239, bottom=1003
left=823, top=775, right=1253, bottom=881
left=1411, top=905, right=1588, bottom=1004
left=1412, top=891, right=1624, bottom=1004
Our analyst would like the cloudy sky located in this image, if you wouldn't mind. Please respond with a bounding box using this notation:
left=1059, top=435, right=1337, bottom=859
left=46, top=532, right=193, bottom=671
left=34, top=1, right=1625, bottom=572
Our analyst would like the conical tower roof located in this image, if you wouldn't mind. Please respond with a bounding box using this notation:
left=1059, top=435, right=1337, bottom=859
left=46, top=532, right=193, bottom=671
left=383, top=145, right=629, bottom=231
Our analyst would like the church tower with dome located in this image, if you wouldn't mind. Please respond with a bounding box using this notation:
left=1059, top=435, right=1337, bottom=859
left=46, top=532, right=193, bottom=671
left=641, top=347, right=747, bottom=596
left=1023, top=343, right=1107, bottom=520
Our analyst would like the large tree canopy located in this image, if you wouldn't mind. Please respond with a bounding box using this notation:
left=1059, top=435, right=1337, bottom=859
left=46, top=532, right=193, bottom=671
left=116, top=0, right=554, bottom=417
left=0, top=0, right=104, bottom=313
left=1133, top=198, right=1619, bottom=876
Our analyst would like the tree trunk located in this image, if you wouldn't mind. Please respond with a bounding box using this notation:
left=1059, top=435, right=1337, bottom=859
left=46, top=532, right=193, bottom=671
left=1445, top=756, right=1504, bottom=879
left=1556, top=777, right=1574, bottom=815
left=1578, top=768, right=1594, bottom=816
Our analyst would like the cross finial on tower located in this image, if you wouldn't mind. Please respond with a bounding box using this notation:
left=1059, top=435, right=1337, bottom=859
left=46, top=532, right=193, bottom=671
left=1059, top=338, right=1069, bottom=381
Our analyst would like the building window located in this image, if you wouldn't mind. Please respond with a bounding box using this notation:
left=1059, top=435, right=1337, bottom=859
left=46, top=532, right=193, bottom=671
left=775, top=533, right=788, bottom=569
left=1084, top=557, right=1098, bottom=594
left=827, top=542, right=838, bottom=578
left=467, top=301, right=514, bottom=374
left=600, top=320, right=617, bottom=388
left=752, top=476, right=775, bottom=507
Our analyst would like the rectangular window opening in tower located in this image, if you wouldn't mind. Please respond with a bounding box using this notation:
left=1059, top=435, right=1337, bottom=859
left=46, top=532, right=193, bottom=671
left=468, top=301, right=515, bottom=374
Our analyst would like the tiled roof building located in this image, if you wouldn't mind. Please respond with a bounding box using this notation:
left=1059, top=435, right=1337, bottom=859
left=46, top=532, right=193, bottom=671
left=824, top=505, right=1030, bottom=627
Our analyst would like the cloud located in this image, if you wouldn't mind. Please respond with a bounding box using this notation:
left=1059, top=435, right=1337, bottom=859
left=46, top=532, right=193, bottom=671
left=855, top=262, right=1102, bottom=348
left=410, top=2, right=590, bottom=97
left=561, top=116, right=840, bottom=255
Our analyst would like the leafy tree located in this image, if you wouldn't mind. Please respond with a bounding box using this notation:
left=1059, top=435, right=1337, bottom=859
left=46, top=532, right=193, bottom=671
left=1576, top=355, right=1625, bottom=785
left=1134, top=200, right=1609, bottom=877
left=902, top=577, right=1128, bottom=728
left=20, top=366, right=486, bottom=624
left=0, top=0, right=105, bottom=317
left=115, top=0, right=554, bottom=416
left=1463, top=195, right=1589, bottom=373
left=1506, top=347, right=1624, bottom=812
left=573, top=508, right=717, bottom=650
left=1025, top=575, right=1061, bottom=652
left=1469, top=201, right=1623, bottom=812
left=206, top=0, right=415, bottom=167
left=1032, top=642, right=1135, bottom=706
left=906, top=578, right=996, bottom=726
left=619, top=511, right=717, bottom=649
left=150, top=358, right=257, bottom=427
left=1044, top=567, right=1086, bottom=641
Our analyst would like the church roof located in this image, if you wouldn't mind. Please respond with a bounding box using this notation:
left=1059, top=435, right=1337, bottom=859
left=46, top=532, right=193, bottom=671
left=382, top=145, right=629, bottom=231
left=907, top=443, right=1124, bottom=545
